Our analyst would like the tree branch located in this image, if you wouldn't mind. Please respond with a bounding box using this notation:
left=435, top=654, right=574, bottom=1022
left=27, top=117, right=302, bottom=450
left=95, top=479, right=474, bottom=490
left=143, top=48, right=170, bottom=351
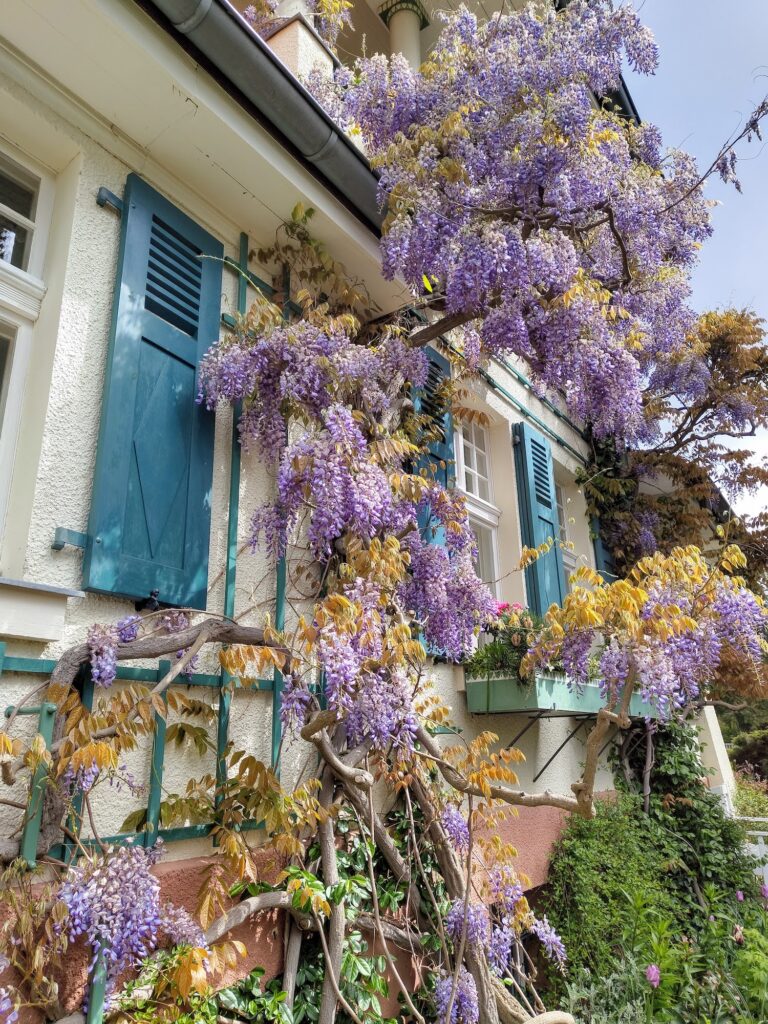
left=415, top=726, right=581, bottom=815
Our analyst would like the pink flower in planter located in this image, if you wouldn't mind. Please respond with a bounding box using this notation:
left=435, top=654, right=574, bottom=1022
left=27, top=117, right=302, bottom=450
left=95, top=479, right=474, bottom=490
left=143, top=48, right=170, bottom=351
left=511, top=602, right=524, bottom=612
left=645, top=964, right=661, bottom=989
left=496, top=601, right=510, bottom=614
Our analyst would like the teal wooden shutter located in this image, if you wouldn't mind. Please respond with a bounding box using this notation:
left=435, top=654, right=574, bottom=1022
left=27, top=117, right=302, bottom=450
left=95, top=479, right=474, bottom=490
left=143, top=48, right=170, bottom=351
left=83, top=174, right=223, bottom=609
left=514, top=423, right=565, bottom=615
left=414, top=348, right=454, bottom=543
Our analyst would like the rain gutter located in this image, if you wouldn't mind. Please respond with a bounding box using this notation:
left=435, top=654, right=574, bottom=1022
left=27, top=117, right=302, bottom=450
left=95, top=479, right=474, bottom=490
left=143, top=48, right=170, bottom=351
left=134, top=0, right=383, bottom=233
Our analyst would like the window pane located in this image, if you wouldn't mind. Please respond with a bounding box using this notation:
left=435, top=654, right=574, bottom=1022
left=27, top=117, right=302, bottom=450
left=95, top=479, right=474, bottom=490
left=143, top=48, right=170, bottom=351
left=0, top=215, right=30, bottom=270
left=475, top=448, right=488, bottom=479
left=0, top=324, right=14, bottom=433
left=0, top=164, right=36, bottom=219
left=471, top=518, right=496, bottom=589
left=477, top=475, right=490, bottom=502
left=463, top=439, right=474, bottom=474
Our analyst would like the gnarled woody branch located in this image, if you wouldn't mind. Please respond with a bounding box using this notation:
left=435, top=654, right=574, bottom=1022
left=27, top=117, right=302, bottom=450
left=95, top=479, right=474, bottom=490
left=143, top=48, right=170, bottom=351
left=414, top=726, right=582, bottom=816
left=49, top=619, right=287, bottom=690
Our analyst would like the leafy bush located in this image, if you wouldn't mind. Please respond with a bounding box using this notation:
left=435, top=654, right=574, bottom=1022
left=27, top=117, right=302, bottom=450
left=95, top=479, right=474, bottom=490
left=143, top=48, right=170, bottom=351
left=734, top=768, right=768, bottom=818
left=565, top=888, right=768, bottom=1024
left=616, top=722, right=760, bottom=918
left=539, top=797, right=684, bottom=979
left=543, top=722, right=767, bottom=1022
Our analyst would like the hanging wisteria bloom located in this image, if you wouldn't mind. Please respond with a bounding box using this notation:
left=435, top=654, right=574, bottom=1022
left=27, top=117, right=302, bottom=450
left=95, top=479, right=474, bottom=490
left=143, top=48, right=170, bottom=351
left=87, top=624, right=118, bottom=688
left=444, top=900, right=490, bottom=949
left=441, top=804, right=470, bottom=855
left=531, top=915, right=567, bottom=971
left=306, top=2, right=768, bottom=445
left=160, top=903, right=208, bottom=949
left=434, top=967, right=479, bottom=1024
left=488, top=925, right=514, bottom=976
left=58, top=842, right=164, bottom=994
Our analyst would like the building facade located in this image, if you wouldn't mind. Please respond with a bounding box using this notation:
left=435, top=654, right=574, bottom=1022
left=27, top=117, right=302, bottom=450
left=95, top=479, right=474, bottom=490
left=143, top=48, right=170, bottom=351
left=0, top=0, right=735, bottom=1016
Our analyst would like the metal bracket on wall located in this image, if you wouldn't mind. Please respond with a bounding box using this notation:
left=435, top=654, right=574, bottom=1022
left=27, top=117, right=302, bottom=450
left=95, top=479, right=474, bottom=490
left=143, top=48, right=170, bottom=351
left=96, top=186, right=123, bottom=215
left=51, top=527, right=88, bottom=551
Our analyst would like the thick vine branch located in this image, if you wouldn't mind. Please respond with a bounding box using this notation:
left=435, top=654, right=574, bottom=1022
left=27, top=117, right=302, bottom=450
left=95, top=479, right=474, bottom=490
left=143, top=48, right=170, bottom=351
left=415, top=726, right=582, bottom=815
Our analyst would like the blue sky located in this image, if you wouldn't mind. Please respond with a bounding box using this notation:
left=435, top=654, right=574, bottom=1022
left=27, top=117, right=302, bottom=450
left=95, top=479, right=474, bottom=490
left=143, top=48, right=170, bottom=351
left=625, top=0, right=768, bottom=517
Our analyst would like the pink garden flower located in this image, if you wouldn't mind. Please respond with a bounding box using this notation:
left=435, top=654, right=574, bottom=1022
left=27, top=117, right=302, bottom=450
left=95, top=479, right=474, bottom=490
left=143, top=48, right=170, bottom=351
left=645, top=964, right=661, bottom=988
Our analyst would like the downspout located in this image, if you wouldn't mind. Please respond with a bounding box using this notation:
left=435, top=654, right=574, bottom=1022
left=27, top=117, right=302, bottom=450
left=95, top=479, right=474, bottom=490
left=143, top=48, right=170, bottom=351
left=139, top=0, right=382, bottom=231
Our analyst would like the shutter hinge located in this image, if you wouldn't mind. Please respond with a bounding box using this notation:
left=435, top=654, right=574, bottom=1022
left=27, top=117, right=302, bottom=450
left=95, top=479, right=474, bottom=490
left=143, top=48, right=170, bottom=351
left=96, top=187, right=123, bottom=215
left=51, top=528, right=88, bottom=551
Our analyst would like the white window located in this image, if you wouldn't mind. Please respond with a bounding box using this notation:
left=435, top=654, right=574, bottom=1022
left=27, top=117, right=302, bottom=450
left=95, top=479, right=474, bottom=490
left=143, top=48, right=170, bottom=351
left=0, top=144, right=52, bottom=540
left=556, top=482, right=579, bottom=591
left=0, top=152, right=43, bottom=273
left=456, top=422, right=500, bottom=596
left=458, top=420, right=492, bottom=503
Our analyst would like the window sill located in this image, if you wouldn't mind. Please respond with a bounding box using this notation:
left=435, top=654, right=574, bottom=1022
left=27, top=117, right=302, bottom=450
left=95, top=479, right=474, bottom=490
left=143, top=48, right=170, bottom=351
left=0, top=576, right=83, bottom=643
left=0, top=261, right=46, bottom=322
left=462, top=490, right=501, bottom=526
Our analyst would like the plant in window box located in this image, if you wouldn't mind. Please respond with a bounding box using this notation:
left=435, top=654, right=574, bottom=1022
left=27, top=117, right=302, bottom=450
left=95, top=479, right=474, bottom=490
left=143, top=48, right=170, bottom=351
left=464, top=602, right=549, bottom=683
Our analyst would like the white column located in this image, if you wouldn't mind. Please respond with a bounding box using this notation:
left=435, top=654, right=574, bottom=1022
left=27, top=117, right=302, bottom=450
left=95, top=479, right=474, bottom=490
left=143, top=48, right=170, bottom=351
left=388, top=5, right=422, bottom=67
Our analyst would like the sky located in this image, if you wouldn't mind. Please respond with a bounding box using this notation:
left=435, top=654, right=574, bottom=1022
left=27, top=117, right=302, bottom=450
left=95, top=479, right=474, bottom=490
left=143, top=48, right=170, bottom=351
left=624, top=0, right=768, bottom=518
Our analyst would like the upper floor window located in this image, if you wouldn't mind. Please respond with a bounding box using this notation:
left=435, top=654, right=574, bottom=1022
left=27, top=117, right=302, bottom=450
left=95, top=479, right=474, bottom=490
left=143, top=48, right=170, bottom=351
left=458, top=420, right=492, bottom=503
left=456, top=422, right=499, bottom=596
left=0, top=152, right=40, bottom=273
left=0, top=145, right=53, bottom=550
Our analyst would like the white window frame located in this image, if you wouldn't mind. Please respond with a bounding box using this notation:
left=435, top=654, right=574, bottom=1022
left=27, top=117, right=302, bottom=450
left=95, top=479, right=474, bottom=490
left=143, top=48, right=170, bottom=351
left=0, top=142, right=52, bottom=540
left=455, top=420, right=493, bottom=504
left=455, top=422, right=501, bottom=596
left=555, top=481, right=579, bottom=591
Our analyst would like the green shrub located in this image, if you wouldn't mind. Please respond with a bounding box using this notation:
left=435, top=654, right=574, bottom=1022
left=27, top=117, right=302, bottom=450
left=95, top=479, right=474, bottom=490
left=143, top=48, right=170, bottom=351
left=539, top=797, right=684, bottom=979
left=615, top=722, right=760, bottom=918
left=734, top=768, right=768, bottom=818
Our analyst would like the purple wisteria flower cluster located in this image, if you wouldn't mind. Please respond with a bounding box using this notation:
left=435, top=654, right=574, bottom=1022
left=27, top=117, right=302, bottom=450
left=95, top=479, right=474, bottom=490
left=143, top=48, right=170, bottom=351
left=532, top=915, right=568, bottom=972
left=441, top=804, right=470, bottom=855
left=444, top=900, right=490, bottom=948
left=160, top=902, right=208, bottom=949
left=434, top=966, right=479, bottom=1024
left=314, top=2, right=766, bottom=444
left=87, top=624, right=118, bottom=688
left=58, top=842, right=164, bottom=994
